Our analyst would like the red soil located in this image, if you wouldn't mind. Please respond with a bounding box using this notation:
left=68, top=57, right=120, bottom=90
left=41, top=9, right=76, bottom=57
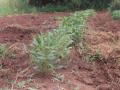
left=0, top=13, right=70, bottom=44
left=0, top=12, right=120, bottom=90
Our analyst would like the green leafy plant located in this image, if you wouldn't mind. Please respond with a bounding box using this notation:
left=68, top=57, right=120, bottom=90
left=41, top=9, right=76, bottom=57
left=30, top=30, right=72, bottom=73
left=60, top=9, right=95, bottom=48
left=59, top=10, right=96, bottom=62
left=112, top=10, right=120, bottom=20
left=30, top=10, right=95, bottom=73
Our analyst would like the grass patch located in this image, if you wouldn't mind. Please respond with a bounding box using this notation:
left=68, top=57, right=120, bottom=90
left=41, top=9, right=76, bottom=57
left=112, top=10, right=120, bottom=20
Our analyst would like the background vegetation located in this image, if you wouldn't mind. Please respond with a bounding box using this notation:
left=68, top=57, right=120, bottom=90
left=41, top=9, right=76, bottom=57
left=0, top=0, right=119, bottom=15
left=110, top=0, right=120, bottom=10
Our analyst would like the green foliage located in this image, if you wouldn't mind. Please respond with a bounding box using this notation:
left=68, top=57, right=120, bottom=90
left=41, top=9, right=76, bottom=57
left=30, top=9, right=95, bottom=73
left=69, top=0, right=111, bottom=10
left=60, top=9, right=95, bottom=47
left=112, top=10, right=120, bottom=20
left=30, top=30, right=72, bottom=73
left=37, top=4, right=71, bottom=12
left=110, top=0, right=120, bottom=10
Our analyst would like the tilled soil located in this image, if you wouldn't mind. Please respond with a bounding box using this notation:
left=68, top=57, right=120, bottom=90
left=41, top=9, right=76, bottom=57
left=0, top=12, right=70, bottom=44
left=0, top=12, right=120, bottom=90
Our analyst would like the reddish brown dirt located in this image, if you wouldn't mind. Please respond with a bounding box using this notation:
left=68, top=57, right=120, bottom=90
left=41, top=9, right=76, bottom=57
left=85, top=12, right=120, bottom=89
left=0, top=12, right=120, bottom=90
left=0, top=12, right=70, bottom=44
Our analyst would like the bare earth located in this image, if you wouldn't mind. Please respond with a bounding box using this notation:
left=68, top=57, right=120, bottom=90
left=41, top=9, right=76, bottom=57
left=0, top=12, right=120, bottom=90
